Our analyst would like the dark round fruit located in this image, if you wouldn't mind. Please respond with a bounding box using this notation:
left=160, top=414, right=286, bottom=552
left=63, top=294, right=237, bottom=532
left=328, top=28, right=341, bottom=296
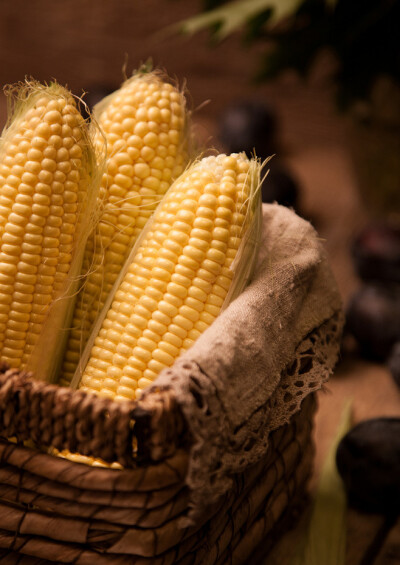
left=352, top=223, right=400, bottom=283
left=218, top=100, right=277, bottom=159
left=346, top=283, right=400, bottom=359
left=336, top=418, right=400, bottom=514
left=387, top=341, right=400, bottom=389
left=262, top=163, right=299, bottom=210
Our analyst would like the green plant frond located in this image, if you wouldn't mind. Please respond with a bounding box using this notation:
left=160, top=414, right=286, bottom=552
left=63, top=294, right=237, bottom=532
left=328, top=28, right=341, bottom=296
left=177, top=0, right=304, bottom=40
left=291, top=399, right=352, bottom=565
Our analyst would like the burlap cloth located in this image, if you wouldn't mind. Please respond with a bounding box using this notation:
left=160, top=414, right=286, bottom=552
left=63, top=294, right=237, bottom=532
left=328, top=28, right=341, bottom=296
left=138, top=202, right=343, bottom=522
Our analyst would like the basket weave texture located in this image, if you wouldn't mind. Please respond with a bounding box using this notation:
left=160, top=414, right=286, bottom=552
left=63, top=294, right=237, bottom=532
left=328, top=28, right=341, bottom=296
left=0, top=204, right=343, bottom=563
left=0, top=388, right=315, bottom=564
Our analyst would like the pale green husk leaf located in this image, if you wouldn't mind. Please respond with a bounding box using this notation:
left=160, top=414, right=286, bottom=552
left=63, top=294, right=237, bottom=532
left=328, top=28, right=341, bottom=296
left=291, top=400, right=352, bottom=565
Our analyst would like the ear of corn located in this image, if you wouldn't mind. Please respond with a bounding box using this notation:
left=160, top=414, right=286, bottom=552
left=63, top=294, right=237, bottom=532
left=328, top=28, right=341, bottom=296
left=59, top=69, right=190, bottom=386
left=0, top=81, right=103, bottom=382
left=73, top=152, right=262, bottom=401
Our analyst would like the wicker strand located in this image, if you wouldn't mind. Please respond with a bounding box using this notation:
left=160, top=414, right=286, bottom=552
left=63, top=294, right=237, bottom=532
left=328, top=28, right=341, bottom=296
left=0, top=366, right=188, bottom=467
left=0, top=396, right=315, bottom=564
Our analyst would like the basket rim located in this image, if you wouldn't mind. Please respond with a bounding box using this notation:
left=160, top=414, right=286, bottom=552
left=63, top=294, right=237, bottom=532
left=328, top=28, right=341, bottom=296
left=0, top=362, right=187, bottom=468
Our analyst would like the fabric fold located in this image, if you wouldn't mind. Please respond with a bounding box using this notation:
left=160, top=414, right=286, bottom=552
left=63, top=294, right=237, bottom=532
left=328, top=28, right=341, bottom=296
left=142, top=203, right=343, bottom=519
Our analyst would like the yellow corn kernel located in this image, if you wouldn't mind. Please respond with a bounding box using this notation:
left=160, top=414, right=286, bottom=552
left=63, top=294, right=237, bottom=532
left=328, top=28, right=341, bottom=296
left=60, top=70, right=189, bottom=386
left=0, top=81, right=99, bottom=378
left=78, top=153, right=259, bottom=401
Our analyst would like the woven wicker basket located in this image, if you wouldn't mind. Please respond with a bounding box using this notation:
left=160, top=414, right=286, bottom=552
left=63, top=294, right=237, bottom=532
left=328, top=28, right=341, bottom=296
left=0, top=365, right=315, bottom=565
left=0, top=204, right=342, bottom=564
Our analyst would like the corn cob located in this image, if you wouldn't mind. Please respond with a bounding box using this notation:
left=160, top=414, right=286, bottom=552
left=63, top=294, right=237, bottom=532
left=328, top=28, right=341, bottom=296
left=76, top=152, right=261, bottom=401
left=0, top=81, right=101, bottom=381
left=60, top=70, right=190, bottom=386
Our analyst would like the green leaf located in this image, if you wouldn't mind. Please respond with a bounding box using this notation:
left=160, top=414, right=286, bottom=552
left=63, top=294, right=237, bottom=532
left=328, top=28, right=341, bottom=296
left=177, top=0, right=303, bottom=40
left=291, top=400, right=352, bottom=565
left=244, top=8, right=274, bottom=44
